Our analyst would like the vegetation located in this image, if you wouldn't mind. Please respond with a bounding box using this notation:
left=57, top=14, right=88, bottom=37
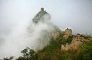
left=3, top=34, right=92, bottom=60
left=16, top=47, right=38, bottom=60
left=77, top=40, right=92, bottom=60
left=3, top=56, right=13, bottom=60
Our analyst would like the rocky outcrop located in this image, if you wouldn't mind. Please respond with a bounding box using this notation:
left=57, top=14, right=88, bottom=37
left=53, top=32, right=60, bottom=40
left=61, top=33, right=85, bottom=51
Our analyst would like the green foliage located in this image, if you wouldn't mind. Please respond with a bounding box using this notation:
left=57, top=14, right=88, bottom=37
left=21, top=47, right=29, bottom=58
left=62, top=35, right=73, bottom=46
left=42, top=34, right=64, bottom=52
left=77, top=40, right=92, bottom=60
left=60, top=49, right=79, bottom=60
left=37, top=35, right=92, bottom=60
left=66, top=36, right=73, bottom=44
left=17, top=48, right=38, bottom=60
left=3, top=56, right=13, bottom=60
left=3, top=34, right=92, bottom=60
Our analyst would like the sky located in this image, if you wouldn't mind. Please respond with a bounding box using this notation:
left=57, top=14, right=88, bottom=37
left=0, top=0, right=92, bottom=36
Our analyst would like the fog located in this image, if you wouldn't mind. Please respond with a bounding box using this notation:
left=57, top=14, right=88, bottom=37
left=0, top=21, right=53, bottom=58
left=0, top=0, right=92, bottom=35
left=0, top=0, right=92, bottom=59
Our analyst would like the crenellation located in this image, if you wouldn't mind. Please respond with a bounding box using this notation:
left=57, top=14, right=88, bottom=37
left=63, top=28, right=72, bottom=39
left=61, top=29, right=86, bottom=51
left=73, top=33, right=85, bottom=42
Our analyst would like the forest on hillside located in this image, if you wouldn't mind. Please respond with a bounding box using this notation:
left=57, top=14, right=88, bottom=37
left=3, top=34, right=92, bottom=60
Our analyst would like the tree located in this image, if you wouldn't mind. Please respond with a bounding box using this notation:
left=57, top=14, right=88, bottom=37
left=17, top=47, right=38, bottom=60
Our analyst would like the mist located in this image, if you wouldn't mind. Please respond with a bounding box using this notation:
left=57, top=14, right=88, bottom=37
left=0, top=13, right=55, bottom=58
left=0, top=0, right=92, bottom=59
left=0, top=21, right=52, bottom=58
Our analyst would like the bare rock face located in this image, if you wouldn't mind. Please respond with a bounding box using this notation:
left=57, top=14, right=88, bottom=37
left=53, top=32, right=60, bottom=40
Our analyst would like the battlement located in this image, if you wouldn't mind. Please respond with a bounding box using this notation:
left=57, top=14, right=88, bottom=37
left=73, top=33, right=85, bottom=42
left=63, top=28, right=72, bottom=39
left=65, top=28, right=72, bottom=36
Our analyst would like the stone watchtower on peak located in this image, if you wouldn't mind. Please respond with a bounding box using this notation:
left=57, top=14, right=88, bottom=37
left=63, top=28, right=72, bottom=39
left=32, top=8, right=51, bottom=23
left=41, top=8, right=44, bottom=12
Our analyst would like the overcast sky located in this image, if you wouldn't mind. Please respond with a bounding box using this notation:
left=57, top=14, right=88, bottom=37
left=0, top=0, right=92, bottom=36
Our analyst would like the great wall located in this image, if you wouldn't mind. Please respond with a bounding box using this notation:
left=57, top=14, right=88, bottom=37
left=61, top=28, right=91, bottom=51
